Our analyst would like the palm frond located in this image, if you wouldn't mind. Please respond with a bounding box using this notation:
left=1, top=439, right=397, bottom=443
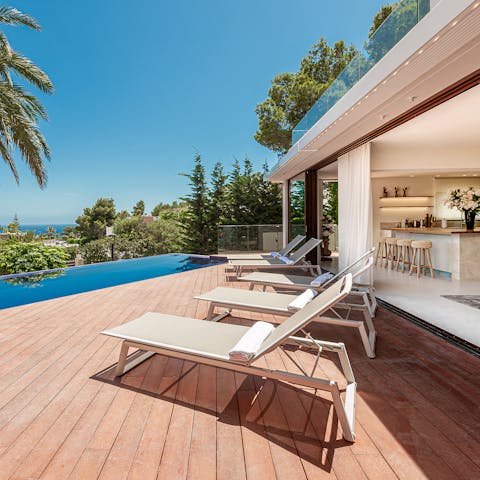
left=10, top=52, right=53, bottom=93
left=0, top=80, right=49, bottom=187
left=0, top=6, right=41, bottom=30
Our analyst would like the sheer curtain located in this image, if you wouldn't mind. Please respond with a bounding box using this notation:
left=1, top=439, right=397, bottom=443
left=338, top=143, right=373, bottom=284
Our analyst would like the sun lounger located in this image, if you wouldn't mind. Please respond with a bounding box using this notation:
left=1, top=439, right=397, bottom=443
left=227, top=234, right=306, bottom=260
left=194, top=267, right=376, bottom=358
left=239, top=247, right=377, bottom=318
left=228, top=237, right=322, bottom=277
left=101, top=275, right=356, bottom=442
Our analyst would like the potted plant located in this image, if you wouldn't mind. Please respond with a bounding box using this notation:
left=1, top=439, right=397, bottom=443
left=321, top=214, right=336, bottom=257
left=444, top=188, right=480, bottom=231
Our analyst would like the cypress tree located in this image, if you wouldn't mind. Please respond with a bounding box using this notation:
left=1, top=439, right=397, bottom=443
left=180, top=154, right=211, bottom=254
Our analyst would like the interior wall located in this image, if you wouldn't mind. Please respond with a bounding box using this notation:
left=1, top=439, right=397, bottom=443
left=371, top=144, right=480, bottom=173
left=372, top=176, right=434, bottom=242
left=434, top=177, right=480, bottom=220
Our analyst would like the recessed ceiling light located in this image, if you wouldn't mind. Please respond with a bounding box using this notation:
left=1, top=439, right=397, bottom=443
left=393, top=70, right=398, bottom=76
left=474, top=3, right=480, bottom=9
left=433, top=36, right=440, bottom=42
left=382, top=80, right=388, bottom=85
left=452, top=20, right=458, bottom=27
left=404, top=60, right=410, bottom=66
left=373, top=87, right=378, bottom=92
left=418, top=49, right=424, bottom=55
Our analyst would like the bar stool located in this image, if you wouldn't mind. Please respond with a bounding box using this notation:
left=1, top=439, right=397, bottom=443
left=384, top=238, right=398, bottom=269
left=396, top=239, right=412, bottom=273
left=375, top=238, right=388, bottom=266
left=409, top=240, right=435, bottom=278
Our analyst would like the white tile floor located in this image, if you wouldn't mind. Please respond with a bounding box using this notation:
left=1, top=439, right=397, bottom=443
left=373, top=266, right=480, bottom=347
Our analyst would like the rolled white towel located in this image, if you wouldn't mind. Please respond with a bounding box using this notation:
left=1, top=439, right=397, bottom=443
left=229, top=321, right=274, bottom=362
left=287, top=288, right=318, bottom=312
left=279, top=255, right=294, bottom=265
left=310, top=272, right=335, bottom=286
left=270, top=251, right=280, bottom=258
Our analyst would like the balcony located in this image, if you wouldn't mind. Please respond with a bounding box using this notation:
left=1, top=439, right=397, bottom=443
left=291, top=0, right=430, bottom=146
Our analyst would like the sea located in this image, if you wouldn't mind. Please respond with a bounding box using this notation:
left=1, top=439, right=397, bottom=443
left=18, top=224, right=76, bottom=235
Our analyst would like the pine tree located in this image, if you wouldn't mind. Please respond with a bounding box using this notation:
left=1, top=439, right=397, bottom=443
left=180, top=154, right=211, bottom=254
left=207, top=162, right=228, bottom=252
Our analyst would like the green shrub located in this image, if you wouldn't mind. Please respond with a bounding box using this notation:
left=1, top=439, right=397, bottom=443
left=80, top=239, right=110, bottom=264
left=0, top=242, right=69, bottom=274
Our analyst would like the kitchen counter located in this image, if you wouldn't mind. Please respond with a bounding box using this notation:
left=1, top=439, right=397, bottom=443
left=382, top=228, right=480, bottom=280
left=390, top=227, right=480, bottom=235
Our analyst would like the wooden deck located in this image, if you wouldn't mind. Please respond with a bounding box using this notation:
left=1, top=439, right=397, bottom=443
left=0, top=264, right=479, bottom=480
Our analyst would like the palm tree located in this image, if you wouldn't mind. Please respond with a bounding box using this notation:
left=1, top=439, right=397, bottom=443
left=0, top=6, right=53, bottom=187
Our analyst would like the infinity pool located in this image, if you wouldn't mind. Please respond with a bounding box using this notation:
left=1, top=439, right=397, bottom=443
left=0, top=254, right=226, bottom=309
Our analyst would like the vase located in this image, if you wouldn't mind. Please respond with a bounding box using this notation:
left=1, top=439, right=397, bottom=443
left=321, top=236, right=332, bottom=258
left=464, top=210, right=476, bottom=231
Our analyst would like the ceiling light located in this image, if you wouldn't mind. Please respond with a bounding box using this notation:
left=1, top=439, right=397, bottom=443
left=373, top=87, right=378, bottom=92
left=451, top=20, right=458, bottom=27
left=433, top=36, right=440, bottom=42
left=418, top=49, right=424, bottom=55
left=474, top=3, right=480, bottom=9
left=462, top=174, right=467, bottom=177
left=382, top=79, right=388, bottom=85
left=404, top=60, right=410, bottom=66
left=393, top=70, right=398, bottom=76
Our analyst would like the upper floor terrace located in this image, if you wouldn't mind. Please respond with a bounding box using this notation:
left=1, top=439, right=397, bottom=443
left=268, top=0, right=480, bottom=182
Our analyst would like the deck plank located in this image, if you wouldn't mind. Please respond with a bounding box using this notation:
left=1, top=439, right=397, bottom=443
left=0, top=263, right=477, bottom=479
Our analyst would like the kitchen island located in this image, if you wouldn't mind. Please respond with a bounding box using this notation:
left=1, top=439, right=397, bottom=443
left=382, top=227, right=480, bottom=280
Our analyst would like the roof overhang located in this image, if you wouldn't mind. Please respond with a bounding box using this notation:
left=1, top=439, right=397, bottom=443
left=268, top=0, right=480, bottom=182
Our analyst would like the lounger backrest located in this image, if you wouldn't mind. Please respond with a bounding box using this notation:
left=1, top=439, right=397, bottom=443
left=322, top=247, right=375, bottom=287
left=254, top=274, right=353, bottom=359
left=279, top=234, right=306, bottom=256
left=289, top=237, right=322, bottom=264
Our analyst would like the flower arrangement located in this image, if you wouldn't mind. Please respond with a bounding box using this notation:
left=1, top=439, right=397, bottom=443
left=444, top=188, right=480, bottom=230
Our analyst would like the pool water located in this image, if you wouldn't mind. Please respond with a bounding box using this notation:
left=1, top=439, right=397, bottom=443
left=0, top=254, right=226, bottom=309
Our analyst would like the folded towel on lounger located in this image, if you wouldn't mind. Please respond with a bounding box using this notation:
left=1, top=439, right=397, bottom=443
left=229, top=321, right=274, bottom=362
left=287, top=288, right=318, bottom=312
left=279, top=255, right=294, bottom=265
left=310, top=272, right=335, bottom=286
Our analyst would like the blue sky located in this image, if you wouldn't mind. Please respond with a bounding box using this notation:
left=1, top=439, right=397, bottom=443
left=1, top=0, right=386, bottom=224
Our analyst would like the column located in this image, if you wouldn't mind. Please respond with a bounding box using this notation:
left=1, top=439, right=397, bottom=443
left=281, top=180, right=290, bottom=248
left=305, top=169, right=318, bottom=264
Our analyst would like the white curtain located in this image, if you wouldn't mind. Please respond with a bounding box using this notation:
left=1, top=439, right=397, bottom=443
left=338, top=143, right=373, bottom=284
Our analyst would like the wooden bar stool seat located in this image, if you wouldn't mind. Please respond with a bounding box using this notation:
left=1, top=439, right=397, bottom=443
left=375, top=238, right=388, bottom=267
left=409, top=240, right=435, bottom=278
left=396, top=239, right=412, bottom=273
left=385, top=238, right=398, bottom=269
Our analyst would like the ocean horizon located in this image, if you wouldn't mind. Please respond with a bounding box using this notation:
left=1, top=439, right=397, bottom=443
left=17, top=224, right=76, bottom=234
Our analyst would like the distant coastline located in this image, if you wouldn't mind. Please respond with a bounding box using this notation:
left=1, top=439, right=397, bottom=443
left=18, top=224, right=75, bottom=234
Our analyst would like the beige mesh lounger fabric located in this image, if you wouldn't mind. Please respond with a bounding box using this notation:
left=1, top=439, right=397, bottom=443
left=228, top=237, right=322, bottom=276
left=195, top=264, right=376, bottom=358
left=227, top=234, right=305, bottom=260
left=101, top=276, right=356, bottom=442
left=239, top=248, right=377, bottom=318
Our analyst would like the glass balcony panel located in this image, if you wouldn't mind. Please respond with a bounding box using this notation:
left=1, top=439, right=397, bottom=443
left=291, top=0, right=429, bottom=147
